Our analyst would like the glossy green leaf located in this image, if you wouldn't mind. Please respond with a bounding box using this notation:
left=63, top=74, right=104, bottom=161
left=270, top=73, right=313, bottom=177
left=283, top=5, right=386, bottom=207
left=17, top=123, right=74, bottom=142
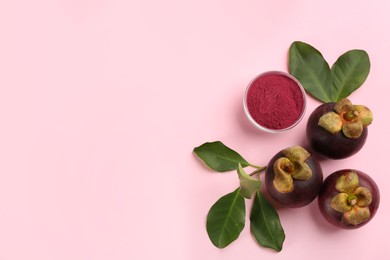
left=193, top=141, right=249, bottom=172
left=331, top=50, right=370, bottom=101
left=237, top=163, right=261, bottom=199
left=289, top=41, right=371, bottom=103
left=206, top=188, right=245, bottom=248
left=250, top=191, right=285, bottom=252
left=289, top=41, right=332, bottom=103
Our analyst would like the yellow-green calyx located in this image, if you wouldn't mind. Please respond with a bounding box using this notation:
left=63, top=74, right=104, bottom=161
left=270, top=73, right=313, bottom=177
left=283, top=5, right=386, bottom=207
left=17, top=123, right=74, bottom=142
left=318, top=98, right=373, bottom=138
left=273, top=146, right=312, bottom=193
left=331, top=171, right=372, bottom=225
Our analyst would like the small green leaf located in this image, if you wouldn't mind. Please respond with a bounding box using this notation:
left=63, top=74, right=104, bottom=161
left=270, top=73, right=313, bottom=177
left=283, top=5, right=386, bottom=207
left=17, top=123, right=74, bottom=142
left=250, top=191, right=285, bottom=252
left=193, top=141, right=249, bottom=172
left=331, top=49, right=370, bottom=101
left=237, top=163, right=261, bottom=199
left=206, top=188, right=245, bottom=248
left=289, top=41, right=332, bottom=103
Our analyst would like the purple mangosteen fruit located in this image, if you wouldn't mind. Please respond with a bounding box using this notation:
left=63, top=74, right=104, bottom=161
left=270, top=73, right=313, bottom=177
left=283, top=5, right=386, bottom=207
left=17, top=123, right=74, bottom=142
left=318, top=169, right=379, bottom=229
left=265, top=146, right=323, bottom=208
left=306, top=98, right=373, bottom=159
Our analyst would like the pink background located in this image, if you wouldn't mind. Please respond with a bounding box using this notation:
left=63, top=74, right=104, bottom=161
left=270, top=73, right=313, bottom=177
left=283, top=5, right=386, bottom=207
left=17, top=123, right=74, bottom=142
left=0, top=0, right=388, bottom=259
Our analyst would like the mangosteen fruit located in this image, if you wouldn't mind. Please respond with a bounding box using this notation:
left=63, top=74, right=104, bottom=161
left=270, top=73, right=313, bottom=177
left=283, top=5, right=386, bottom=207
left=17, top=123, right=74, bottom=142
left=306, top=98, right=373, bottom=159
left=318, top=169, right=379, bottom=229
left=265, top=145, right=323, bottom=208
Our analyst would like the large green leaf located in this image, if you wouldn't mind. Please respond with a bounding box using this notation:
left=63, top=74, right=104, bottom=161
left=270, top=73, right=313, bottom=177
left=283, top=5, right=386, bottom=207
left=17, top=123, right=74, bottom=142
left=250, top=191, right=285, bottom=252
left=289, top=41, right=332, bottom=103
left=237, top=163, right=261, bottom=199
left=206, top=188, right=246, bottom=248
left=193, top=141, right=249, bottom=172
left=331, top=49, right=370, bottom=101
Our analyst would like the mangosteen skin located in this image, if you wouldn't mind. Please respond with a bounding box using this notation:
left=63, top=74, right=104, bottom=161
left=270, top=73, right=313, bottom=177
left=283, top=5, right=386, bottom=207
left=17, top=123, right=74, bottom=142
left=265, top=150, right=323, bottom=208
left=318, top=169, right=380, bottom=229
left=306, top=102, right=368, bottom=159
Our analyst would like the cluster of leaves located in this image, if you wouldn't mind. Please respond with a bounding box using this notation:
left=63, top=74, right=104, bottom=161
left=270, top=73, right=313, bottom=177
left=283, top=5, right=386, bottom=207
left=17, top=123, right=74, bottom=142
left=193, top=141, right=285, bottom=252
left=289, top=41, right=370, bottom=103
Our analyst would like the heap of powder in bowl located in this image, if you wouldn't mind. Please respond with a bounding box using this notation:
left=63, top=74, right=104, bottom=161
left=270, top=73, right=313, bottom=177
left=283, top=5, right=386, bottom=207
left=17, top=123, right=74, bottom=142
left=243, top=71, right=306, bottom=132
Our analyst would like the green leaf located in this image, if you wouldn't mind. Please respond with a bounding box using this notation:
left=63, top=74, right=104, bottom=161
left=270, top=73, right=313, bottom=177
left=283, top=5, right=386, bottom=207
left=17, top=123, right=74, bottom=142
left=250, top=191, right=285, bottom=252
left=193, top=141, right=249, bottom=172
left=206, top=188, right=246, bottom=248
left=331, top=49, right=370, bottom=101
left=237, top=163, right=261, bottom=199
left=289, top=41, right=332, bottom=103
left=289, top=41, right=371, bottom=103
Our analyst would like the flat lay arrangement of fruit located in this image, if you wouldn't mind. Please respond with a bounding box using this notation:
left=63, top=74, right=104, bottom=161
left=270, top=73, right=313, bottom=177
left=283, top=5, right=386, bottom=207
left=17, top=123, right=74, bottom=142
left=193, top=41, right=379, bottom=252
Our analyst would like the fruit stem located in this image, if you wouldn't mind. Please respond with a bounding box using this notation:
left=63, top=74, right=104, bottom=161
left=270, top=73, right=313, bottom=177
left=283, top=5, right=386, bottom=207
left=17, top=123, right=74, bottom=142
left=249, top=166, right=267, bottom=176
left=347, top=194, right=357, bottom=206
left=343, top=110, right=357, bottom=121
left=249, top=163, right=265, bottom=169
